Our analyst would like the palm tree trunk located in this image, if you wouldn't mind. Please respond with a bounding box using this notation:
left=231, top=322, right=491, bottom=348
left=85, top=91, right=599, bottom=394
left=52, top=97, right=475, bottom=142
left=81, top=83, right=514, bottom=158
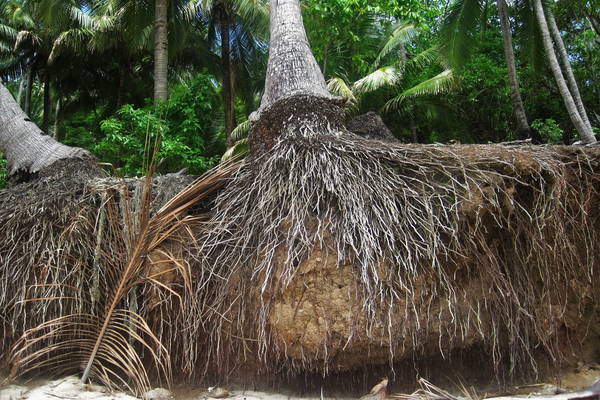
left=532, top=0, right=596, bottom=143
left=54, top=97, right=63, bottom=142
left=497, top=0, right=530, bottom=139
left=546, top=7, right=594, bottom=133
left=220, top=7, right=237, bottom=148
left=16, top=77, right=24, bottom=106
left=0, top=83, right=95, bottom=183
left=256, top=0, right=335, bottom=115
left=153, top=0, right=169, bottom=103
left=42, top=71, right=51, bottom=135
left=411, top=119, right=418, bottom=143
left=400, top=42, right=407, bottom=66
left=24, top=63, right=34, bottom=117
left=117, top=62, right=127, bottom=111
left=249, top=0, right=342, bottom=155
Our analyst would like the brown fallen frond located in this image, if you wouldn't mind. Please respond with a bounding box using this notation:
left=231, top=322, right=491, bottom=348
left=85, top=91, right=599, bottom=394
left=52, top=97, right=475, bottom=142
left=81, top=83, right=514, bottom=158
left=388, top=379, right=465, bottom=400
left=6, top=158, right=241, bottom=395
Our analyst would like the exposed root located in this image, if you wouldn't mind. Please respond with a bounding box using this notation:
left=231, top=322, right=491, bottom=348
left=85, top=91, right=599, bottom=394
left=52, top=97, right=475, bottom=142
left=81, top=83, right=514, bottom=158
left=196, top=132, right=600, bottom=380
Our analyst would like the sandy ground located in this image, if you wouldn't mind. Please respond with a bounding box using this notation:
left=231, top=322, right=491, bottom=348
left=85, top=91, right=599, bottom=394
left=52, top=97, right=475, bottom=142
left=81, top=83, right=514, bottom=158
left=2, top=366, right=600, bottom=400
left=0, top=375, right=356, bottom=400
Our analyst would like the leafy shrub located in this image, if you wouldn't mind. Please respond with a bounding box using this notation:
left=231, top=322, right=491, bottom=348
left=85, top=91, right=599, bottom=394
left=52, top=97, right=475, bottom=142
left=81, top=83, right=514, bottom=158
left=0, top=154, right=6, bottom=189
left=531, top=119, right=563, bottom=144
left=95, top=73, right=224, bottom=176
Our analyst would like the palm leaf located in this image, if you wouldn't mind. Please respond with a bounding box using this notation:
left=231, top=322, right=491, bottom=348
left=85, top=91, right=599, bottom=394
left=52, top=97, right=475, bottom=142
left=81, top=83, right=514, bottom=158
left=327, top=76, right=358, bottom=108
left=14, top=30, right=39, bottom=51
left=221, top=138, right=248, bottom=162
left=48, top=28, right=94, bottom=63
left=372, top=21, right=417, bottom=71
left=383, top=70, right=455, bottom=112
left=399, top=69, right=456, bottom=97
left=353, top=66, right=402, bottom=95
left=231, top=119, right=253, bottom=143
left=439, top=0, right=487, bottom=70
left=8, top=140, right=242, bottom=395
left=404, top=46, right=440, bottom=73
left=516, top=0, right=545, bottom=73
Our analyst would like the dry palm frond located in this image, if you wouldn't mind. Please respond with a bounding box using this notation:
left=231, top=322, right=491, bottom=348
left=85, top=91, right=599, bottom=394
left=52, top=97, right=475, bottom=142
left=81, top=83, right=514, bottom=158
left=388, top=379, right=465, bottom=400
left=6, top=128, right=241, bottom=395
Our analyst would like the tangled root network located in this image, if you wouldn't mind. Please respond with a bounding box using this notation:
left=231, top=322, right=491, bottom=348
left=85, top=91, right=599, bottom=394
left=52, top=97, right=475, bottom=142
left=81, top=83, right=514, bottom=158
left=196, top=131, right=600, bottom=379
left=1, top=134, right=599, bottom=386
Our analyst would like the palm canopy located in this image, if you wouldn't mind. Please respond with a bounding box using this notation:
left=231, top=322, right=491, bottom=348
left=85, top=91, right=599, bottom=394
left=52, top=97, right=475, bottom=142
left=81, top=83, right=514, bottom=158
left=200, top=0, right=269, bottom=112
left=439, top=0, right=545, bottom=72
left=328, top=22, right=456, bottom=139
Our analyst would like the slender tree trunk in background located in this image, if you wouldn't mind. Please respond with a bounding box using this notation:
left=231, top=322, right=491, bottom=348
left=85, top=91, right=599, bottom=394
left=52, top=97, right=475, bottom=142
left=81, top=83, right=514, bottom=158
left=117, top=62, right=127, bottom=111
left=16, top=77, right=24, bottom=105
left=497, top=0, right=530, bottom=139
left=322, top=46, right=329, bottom=77
left=532, top=0, right=596, bottom=143
left=42, top=71, right=51, bottom=135
left=221, top=6, right=237, bottom=148
left=54, top=97, right=63, bottom=142
left=547, top=8, right=594, bottom=133
left=0, top=83, right=94, bottom=182
left=24, top=64, right=34, bottom=117
left=400, top=42, right=407, bottom=66
left=411, top=119, right=417, bottom=143
left=153, top=0, right=168, bottom=103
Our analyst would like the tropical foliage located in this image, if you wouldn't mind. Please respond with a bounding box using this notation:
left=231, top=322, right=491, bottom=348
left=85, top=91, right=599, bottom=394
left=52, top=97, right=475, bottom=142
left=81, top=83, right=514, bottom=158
left=0, top=0, right=597, bottom=172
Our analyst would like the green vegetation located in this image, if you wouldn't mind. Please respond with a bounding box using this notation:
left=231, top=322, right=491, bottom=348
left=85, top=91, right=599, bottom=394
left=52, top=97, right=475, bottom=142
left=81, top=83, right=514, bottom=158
left=95, top=74, right=223, bottom=176
left=0, top=0, right=598, bottom=184
left=0, top=154, right=6, bottom=189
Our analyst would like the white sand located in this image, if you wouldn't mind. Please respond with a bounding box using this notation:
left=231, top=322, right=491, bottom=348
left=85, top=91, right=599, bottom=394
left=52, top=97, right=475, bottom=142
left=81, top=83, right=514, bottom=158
left=0, top=376, right=139, bottom=400
left=0, top=376, right=353, bottom=400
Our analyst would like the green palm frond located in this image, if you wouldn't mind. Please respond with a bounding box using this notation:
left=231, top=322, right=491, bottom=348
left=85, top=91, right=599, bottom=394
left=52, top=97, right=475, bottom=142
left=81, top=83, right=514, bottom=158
left=383, top=70, right=455, bottom=113
left=48, top=28, right=94, bottom=63
left=70, top=5, right=96, bottom=29
left=404, top=46, right=439, bottom=72
left=231, top=120, right=253, bottom=143
left=327, top=77, right=357, bottom=102
left=439, top=0, right=487, bottom=70
left=221, top=138, right=248, bottom=161
left=6, top=3, right=35, bottom=30
left=0, top=23, right=17, bottom=42
left=235, top=0, right=270, bottom=39
left=14, top=30, right=39, bottom=51
left=372, top=21, right=417, bottom=71
left=400, top=69, right=456, bottom=97
left=353, top=66, right=402, bottom=95
left=516, top=0, right=545, bottom=72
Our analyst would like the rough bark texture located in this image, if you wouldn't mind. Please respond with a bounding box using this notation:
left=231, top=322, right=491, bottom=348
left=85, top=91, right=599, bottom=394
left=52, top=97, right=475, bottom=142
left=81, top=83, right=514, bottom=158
left=497, top=0, right=531, bottom=140
left=153, top=0, right=169, bottom=103
left=249, top=94, right=346, bottom=156
left=532, top=0, right=596, bottom=143
left=249, top=0, right=344, bottom=156
left=252, top=0, right=337, bottom=120
left=0, top=83, right=96, bottom=184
